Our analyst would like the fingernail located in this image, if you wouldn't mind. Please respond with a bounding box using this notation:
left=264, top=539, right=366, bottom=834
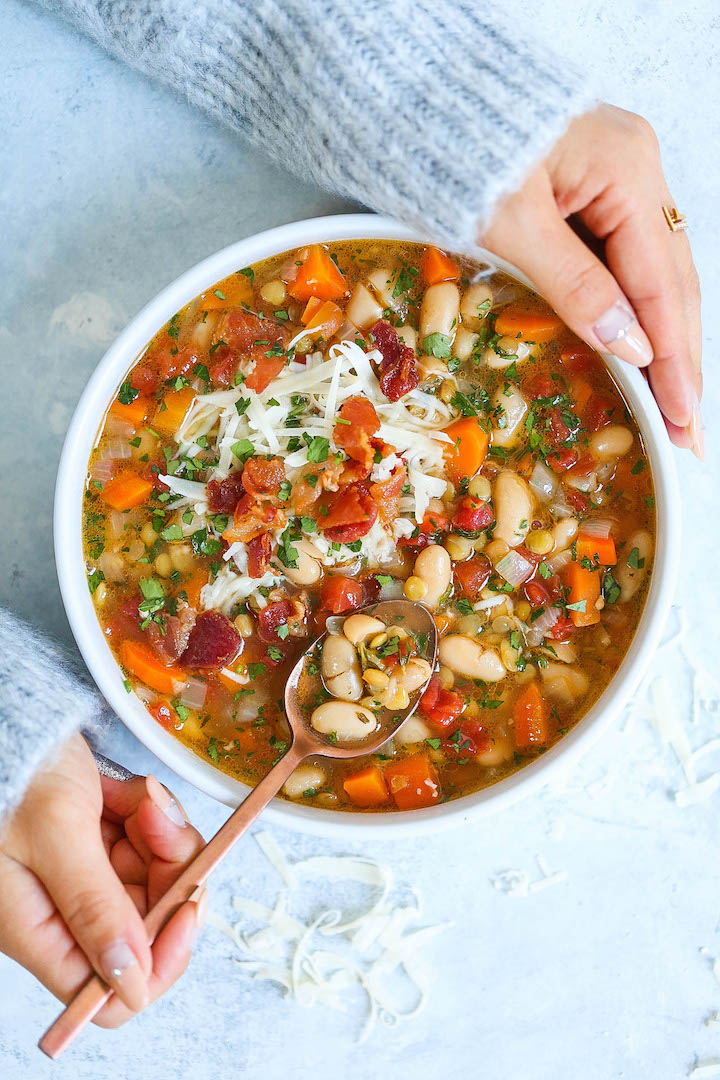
left=687, top=393, right=705, bottom=460
left=593, top=301, right=653, bottom=367
left=146, top=774, right=186, bottom=828
left=192, top=890, right=208, bottom=945
left=100, top=941, right=149, bottom=1011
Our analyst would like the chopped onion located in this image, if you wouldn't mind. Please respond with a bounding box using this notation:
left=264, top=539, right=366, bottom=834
left=179, top=677, right=208, bottom=710
left=98, top=551, right=125, bottom=582
left=547, top=548, right=572, bottom=575
left=496, top=550, right=534, bottom=588
left=110, top=510, right=128, bottom=538
left=565, top=471, right=596, bottom=493
left=135, top=683, right=157, bottom=703
left=91, top=457, right=114, bottom=484
left=529, top=461, right=558, bottom=503
left=105, top=415, right=136, bottom=440
left=127, top=539, right=145, bottom=562
left=549, top=486, right=573, bottom=519
left=578, top=518, right=614, bottom=539
left=524, top=605, right=560, bottom=645
left=325, top=616, right=345, bottom=635
left=105, top=439, right=132, bottom=460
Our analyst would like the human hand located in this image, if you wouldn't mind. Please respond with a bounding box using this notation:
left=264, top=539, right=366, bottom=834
left=481, top=104, right=702, bottom=458
left=0, top=734, right=206, bottom=1027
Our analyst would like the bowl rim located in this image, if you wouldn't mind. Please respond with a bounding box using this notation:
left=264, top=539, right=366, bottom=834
left=54, top=212, right=680, bottom=838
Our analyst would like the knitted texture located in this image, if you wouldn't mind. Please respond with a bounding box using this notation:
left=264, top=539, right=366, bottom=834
left=0, top=608, right=108, bottom=822
left=34, top=0, right=596, bottom=248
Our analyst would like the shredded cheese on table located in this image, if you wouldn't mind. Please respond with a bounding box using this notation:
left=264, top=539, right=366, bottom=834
left=207, top=831, right=452, bottom=1042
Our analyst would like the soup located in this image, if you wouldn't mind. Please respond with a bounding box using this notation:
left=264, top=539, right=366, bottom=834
left=83, top=239, right=655, bottom=812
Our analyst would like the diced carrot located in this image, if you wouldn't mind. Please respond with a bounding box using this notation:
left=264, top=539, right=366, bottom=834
left=183, top=571, right=208, bottom=608
left=444, top=416, right=489, bottom=481
left=288, top=245, right=348, bottom=302
left=109, top=394, right=149, bottom=429
left=420, top=245, right=460, bottom=286
left=148, top=701, right=179, bottom=728
left=433, top=614, right=452, bottom=637
left=343, top=765, right=391, bottom=808
left=571, top=377, right=593, bottom=412
left=153, top=386, right=196, bottom=435
left=101, top=473, right=153, bottom=511
left=121, top=640, right=182, bottom=695
left=515, top=452, right=534, bottom=477
left=494, top=305, right=564, bottom=343
left=217, top=663, right=248, bottom=696
left=304, top=299, right=344, bottom=337
left=300, top=296, right=323, bottom=324
left=562, top=562, right=602, bottom=626
left=384, top=752, right=441, bottom=810
left=199, top=275, right=254, bottom=310
left=513, top=683, right=550, bottom=748
left=576, top=533, right=617, bottom=566
left=234, top=729, right=257, bottom=753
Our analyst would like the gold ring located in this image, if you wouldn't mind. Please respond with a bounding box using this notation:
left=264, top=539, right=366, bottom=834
left=662, top=206, right=689, bottom=232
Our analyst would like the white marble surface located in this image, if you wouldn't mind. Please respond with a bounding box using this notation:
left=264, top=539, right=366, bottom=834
left=1, top=2, right=718, bottom=1078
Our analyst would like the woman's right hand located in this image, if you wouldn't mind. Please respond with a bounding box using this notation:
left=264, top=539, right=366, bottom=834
left=0, top=734, right=206, bottom=1027
left=480, top=104, right=703, bottom=458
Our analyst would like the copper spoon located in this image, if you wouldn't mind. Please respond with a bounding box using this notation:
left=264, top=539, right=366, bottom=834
left=39, top=599, right=437, bottom=1058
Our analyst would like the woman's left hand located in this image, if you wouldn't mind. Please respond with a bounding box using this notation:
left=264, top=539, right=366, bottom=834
left=0, top=734, right=206, bottom=1027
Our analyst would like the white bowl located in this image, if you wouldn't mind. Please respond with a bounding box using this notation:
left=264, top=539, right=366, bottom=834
left=55, top=214, right=680, bottom=837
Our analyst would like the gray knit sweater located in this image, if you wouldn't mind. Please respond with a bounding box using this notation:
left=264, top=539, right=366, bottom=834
left=1, top=0, right=594, bottom=820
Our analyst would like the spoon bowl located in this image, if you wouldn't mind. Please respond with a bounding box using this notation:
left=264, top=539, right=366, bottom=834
left=284, top=599, right=438, bottom=759
left=39, top=599, right=437, bottom=1058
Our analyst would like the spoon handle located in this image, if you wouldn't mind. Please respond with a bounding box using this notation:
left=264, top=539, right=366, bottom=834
left=38, top=742, right=308, bottom=1060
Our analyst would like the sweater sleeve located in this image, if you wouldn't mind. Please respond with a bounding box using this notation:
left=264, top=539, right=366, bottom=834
left=0, top=608, right=108, bottom=822
left=33, top=0, right=596, bottom=249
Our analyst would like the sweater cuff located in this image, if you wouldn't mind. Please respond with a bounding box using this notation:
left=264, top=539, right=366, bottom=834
left=0, top=608, right=109, bottom=822
left=36, top=0, right=596, bottom=250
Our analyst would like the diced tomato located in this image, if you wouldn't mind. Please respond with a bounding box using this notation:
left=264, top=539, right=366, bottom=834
left=360, top=575, right=382, bottom=604
left=525, top=373, right=557, bottom=400
left=130, top=365, right=160, bottom=395
left=257, top=599, right=294, bottom=643
left=369, top=320, right=419, bottom=402
left=565, top=487, right=590, bottom=515
left=566, top=454, right=596, bottom=482
left=247, top=532, right=272, bottom=577
left=319, top=576, right=365, bottom=614
left=560, top=341, right=600, bottom=376
left=207, top=471, right=245, bottom=514
left=148, top=701, right=178, bottom=729
left=419, top=676, right=465, bottom=729
left=242, top=456, right=286, bottom=500
left=245, top=353, right=286, bottom=393
left=454, top=555, right=492, bottom=598
left=333, top=396, right=380, bottom=470
left=207, top=342, right=238, bottom=387
left=156, top=345, right=198, bottom=381
left=320, top=482, right=378, bottom=543
left=547, top=408, right=573, bottom=448
left=545, top=615, right=575, bottom=641
left=178, top=610, right=241, bottom=670
left=584, top=392, right=621, bottom=432
left=524, top=580, right=552, bottom=609
left=446, top=719, right=490, bottom=756
left=370, top=462, right=407, bottom=526
left=399, top=509, right=450, bottom=550
left=451, top=496, right=494, bottom=537
left=218, top=308, right=288, bottom=356
left=546, top=448, right=579, bottom=472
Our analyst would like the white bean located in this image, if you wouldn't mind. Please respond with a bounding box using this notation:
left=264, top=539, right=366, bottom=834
left=280, top=540, right=323, bottom=586
left=367, top=267, right=400, bottom=310
left=540, top=663, right=589, bottom=701
left=282, top=763, right=326, bottom=799
left=551, top=517, right=579, bottom=553
left=493, top=472, right=534, bottom=547
left=325, top=668, right=364, bottom=701
left=420, top=282, right=460, bottom=342
left=589, top=425, right=634, bottom=461
left=397, top=714, right=433, bottom=746
left=310, top=701, right=378, bottom=741
left=413, top=544, right=451, bottom=608
left=342, top=613, right=386, bottom=645
left=396, top=324, right=417, bottom=352
left=396, top=657, right=433, bottom=693
left=453, top=326, right=479, bottom=360
left=438, top=636, right=506, bottom=681
left=346, top=283, right=383, bottom=330
left=190, top=310, right=220, bottom=351
left=616, top=529, right=653, bottom=602
left=485, top=339, right=533, bottom=370
left=476, top=731, right=513, bottom=766
left=322, top=634, right=363, bottom=701
left=460, top=282, right=493, bottom=330
left=491, top=383, right=528, bottom=448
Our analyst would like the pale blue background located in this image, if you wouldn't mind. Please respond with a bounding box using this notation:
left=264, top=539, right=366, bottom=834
left=1, top=2, right=718, bottom=1078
